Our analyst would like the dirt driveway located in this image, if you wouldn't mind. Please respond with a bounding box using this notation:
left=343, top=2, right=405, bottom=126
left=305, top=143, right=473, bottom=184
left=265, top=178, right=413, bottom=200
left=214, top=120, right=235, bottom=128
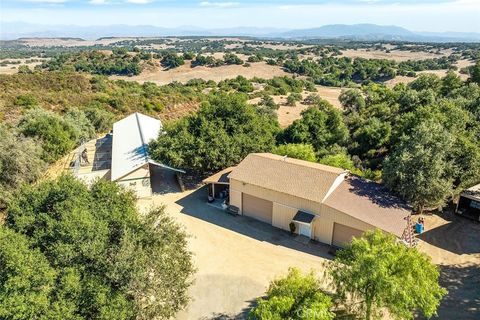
left=138, top=173, right=479, bottom=319
left=417, top=211, right=480, bottom=319
left=138, top=182, right=331, bottom=319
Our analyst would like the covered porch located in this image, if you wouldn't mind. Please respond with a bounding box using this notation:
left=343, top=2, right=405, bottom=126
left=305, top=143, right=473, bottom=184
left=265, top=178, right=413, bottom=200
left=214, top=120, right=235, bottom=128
left=202, top=166, right=236, bottom=208
left=291, top=210, right=316, bottom=239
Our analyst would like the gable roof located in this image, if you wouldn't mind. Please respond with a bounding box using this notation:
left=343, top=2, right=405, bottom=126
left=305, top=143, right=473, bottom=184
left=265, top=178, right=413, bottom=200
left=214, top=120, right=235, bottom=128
left=228, top=153, right=347, bottom=203
left=111, top=112, right=162, bottom=181
left=323, top=176, right=411, bottom=237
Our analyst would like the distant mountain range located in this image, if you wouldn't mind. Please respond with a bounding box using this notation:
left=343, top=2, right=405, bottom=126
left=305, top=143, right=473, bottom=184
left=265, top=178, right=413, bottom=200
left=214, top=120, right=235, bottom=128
left=2, top=22, right=480, bottom=43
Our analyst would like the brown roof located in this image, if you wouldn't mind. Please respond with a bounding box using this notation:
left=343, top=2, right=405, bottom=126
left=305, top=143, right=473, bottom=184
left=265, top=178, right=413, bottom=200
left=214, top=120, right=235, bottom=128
left=323, top=176, right=411, bottom=237
left=202, top=166, right=236, bottom=184
left=228, top=153, right=347, bottom=203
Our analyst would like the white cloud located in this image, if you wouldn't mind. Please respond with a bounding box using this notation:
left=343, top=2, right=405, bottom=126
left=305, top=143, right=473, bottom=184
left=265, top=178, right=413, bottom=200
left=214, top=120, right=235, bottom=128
left=89, top=0, right=110, bottom=4
left=126, top=0, right=153, bottom=3
left=199, top=1, right=239, bottom=8
left=24, top=0, right=68, bottom=3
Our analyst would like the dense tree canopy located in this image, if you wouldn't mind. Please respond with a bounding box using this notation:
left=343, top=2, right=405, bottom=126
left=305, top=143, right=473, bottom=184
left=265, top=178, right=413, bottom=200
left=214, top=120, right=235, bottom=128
left=249, top=268, right=335, bottom=320
left=331, top=230, right=447, bottom=320
left=19, top=108, right=81, bottom=163
left=281, top=100, right=349, bottom=158
left=0, top=126, right=46, bottom=208
left=2, top=175, right=194, bottom=320
left=149, top=93, right=279, bottom=173
left=272, top=143, right=317, bottom=162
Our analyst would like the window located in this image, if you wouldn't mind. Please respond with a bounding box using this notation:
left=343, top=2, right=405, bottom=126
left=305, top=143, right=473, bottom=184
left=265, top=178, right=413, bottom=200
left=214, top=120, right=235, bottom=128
left=471, top=200, right=480, bottom=209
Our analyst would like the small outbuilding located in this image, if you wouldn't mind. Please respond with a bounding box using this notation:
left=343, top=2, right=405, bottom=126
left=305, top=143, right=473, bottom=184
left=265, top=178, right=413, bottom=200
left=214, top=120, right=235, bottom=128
left=456, top=183, right=480, bottom=221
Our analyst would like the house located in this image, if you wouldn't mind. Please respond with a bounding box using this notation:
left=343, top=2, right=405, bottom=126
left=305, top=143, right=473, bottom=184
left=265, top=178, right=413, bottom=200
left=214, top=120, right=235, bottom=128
left=204, top=153, right=411, bottom=247
left=74, top=112, right=184, bottom=197
left=456, top=183, right=480, bottom=221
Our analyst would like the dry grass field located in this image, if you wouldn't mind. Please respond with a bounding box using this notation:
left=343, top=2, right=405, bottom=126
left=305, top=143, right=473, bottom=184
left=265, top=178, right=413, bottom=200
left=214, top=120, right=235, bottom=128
left=249, top=85, right=343, bottom=127
left=0, top=58, right=48, bottom=74
left=111, top=60, right=289, bottom=85
left=340, top=48, right=449, bottom=62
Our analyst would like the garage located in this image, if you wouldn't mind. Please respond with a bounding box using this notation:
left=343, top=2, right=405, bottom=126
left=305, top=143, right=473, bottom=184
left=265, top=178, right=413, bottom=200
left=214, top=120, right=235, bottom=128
left=242, top=193, right=273, bottom=224
left=332, top=222, right=364, bottom=247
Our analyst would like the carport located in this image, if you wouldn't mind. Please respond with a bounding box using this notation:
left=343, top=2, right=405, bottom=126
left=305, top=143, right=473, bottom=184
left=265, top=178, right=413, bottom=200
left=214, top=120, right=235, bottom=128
left=202, top=166, right=236, bottom=202
left=456, top=183, right=480, bottom=221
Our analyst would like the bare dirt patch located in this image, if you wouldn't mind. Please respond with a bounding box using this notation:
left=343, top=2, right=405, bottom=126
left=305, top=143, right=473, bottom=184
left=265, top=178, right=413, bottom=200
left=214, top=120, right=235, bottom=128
left=0, top=58, right=48, bottom=75
left=340, top=49, right=446, bottom=62
left=111, top=60, right=288, bottom=85
left=416, top=211, right=480, bottom=319
left=275, top=86, right=343, bottom=127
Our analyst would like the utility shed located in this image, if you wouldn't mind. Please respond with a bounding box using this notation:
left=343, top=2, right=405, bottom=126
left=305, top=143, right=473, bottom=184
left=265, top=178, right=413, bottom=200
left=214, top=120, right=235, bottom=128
left=111, top=112, right=183, bottom=198
left=207, top=153, right=411, bottom=247
left=456, top=183, right=480, bottom=221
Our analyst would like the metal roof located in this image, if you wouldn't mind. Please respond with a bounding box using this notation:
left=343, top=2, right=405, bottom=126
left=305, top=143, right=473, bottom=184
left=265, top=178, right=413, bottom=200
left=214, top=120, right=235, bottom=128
left=111, top=112, right=162, bottom=181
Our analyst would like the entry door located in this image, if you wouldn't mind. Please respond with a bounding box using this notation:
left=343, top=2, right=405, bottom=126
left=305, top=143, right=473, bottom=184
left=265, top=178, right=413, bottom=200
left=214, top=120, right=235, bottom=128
left=298, top=223, right=311, bottom=238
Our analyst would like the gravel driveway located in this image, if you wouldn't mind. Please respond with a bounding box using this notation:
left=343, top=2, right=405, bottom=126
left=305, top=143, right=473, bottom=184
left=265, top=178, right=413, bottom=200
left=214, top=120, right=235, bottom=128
left=138, top=184, right=331, bottom=319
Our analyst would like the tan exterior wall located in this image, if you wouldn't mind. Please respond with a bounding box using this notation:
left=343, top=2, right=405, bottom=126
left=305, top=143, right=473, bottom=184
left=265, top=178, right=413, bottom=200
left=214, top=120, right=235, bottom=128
left=230, top=189, right=242, bottom=212
left=230, top=179, right=321, bottom=214
left=117, top=164, right=152, bottom=198
left=230, top=178, right=379, bottom=245
left=313, top=204, right=375, bottom=244
left=272, top=202, right=300, bottom=231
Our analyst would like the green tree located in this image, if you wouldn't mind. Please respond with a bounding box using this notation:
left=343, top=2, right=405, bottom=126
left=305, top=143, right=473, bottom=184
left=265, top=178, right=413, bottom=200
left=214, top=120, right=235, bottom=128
left=282, top=101, right=349, bottom=157
left=272, top=144, right=317, bottom=162
left=469, top=60, right=480, bottom=84
left=19, top=108, right=80, bottom=163
left=286, top=93, right=302, bottom=106
left=440, top=70, right=463, bottom=96
left=0, top=126, right=45, bottom=208
left=161, top=52, right=185, bottom=69
left=382, top=121, right=454, bottom=213
left=249, top=268, right=335, bottom=320
left=149, top=93, right=279, bottom=173
left=0, top=226, right=64, bottom=320
left=331, top=230, right=447, bottom=320
left=318, top=153, right=356, bottom=172
left=339, top=89, right=365, bottom=113
left=4, top=175, right=194, bottom=320
left=223, top=53, right=244, bottom=65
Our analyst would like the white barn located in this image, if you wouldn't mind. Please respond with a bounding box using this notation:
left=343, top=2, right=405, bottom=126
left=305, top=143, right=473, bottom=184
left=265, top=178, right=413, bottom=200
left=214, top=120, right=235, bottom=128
left=74, top=112, right=184, bottom=198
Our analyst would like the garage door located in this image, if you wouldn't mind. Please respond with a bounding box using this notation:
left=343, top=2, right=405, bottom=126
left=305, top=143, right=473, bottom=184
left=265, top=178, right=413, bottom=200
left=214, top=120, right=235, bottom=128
left=332, top=223, right=364, bottom=247
left=242, top=193, right=273, bottom=224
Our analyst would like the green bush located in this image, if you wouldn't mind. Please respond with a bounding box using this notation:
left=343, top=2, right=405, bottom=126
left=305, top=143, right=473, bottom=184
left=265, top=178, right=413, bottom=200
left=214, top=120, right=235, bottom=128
left=3, top=175, right=194, bottom=320
left=19, top=108, right=80, bottom=163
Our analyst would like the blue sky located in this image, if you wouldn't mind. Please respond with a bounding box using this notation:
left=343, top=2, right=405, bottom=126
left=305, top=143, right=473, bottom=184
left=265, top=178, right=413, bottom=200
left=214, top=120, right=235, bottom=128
left=1, top=0, right=479, bottom=32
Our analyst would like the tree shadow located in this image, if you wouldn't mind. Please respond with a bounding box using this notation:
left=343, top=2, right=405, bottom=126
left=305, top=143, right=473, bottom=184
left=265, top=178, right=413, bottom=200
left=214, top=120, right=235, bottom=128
left=346, top=176, right=411, bottom=210
left=175, top=186, right=334, bottom=260
left=416, top=264, right=480, bottom=319
left=417, top=212, right=480, bottom=255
